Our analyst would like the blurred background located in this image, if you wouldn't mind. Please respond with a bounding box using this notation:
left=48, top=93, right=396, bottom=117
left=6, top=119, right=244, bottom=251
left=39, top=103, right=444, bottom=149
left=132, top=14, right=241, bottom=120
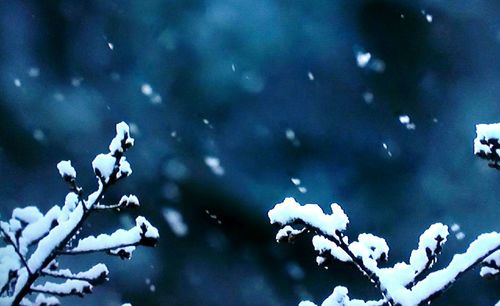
left=0, top=0, right=499, bottom=305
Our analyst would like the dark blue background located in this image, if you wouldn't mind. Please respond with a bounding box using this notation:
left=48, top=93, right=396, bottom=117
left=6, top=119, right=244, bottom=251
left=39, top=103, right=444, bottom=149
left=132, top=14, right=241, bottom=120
left=0, top=1, right=499, bottom=305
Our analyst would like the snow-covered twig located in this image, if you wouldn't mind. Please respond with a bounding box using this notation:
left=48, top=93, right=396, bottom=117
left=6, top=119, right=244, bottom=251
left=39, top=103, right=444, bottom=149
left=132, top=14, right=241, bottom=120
left=474, top=123, right=500, bottom=169
left=269, top=198, right=499, bottom=306
left=41, top=264, right=108, bottom=285
left=0, top=122, right=159, bottom=305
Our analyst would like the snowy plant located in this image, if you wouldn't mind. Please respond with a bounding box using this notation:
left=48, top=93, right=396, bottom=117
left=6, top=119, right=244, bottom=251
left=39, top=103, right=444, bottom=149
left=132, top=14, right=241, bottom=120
left=474, top=123, right=500, bottom=169
left=269, top=123, right=500, bottom=306
left=0, top=122, right=159, bottom=306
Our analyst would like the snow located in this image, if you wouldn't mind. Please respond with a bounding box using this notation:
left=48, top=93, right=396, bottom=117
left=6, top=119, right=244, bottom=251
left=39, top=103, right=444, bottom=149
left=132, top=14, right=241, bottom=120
left=28, top=67, right=40, bottom=78
left=34, top=293, right=59, bottom=306
left=19, top=206, right=62, bottom=254
left=162, top=208, right=188, bottom=237
left=275, top=225, right=304, bottom=242
left=475, top=123, right=500, bottom=141
left=32, top=279, right=92, bottom=296
left=85, top=187, right=102, bottom=210
left=399, top=115, right=410, bottom=124
left=307, top=71, right=315, bottom=81
left=356, top=52, right=372, bottom=68
left=118, top=156, right=132, bottom=178
left=399, top=115, right=416, bottom=130
left=480, top=266, right=498, bottom=277
left=0, top=246, right=21, bottom=288
left=56, top=160, right=77, bottom=179
left=70, top=216, right=159, bottom=253
left=285, top=128, right=301, bottom=146
left=141, top=84, right=153, bottom=96
left=92, top=154, right=116, bottom=182
left=119, top=194, right=140, bottom=207
left=204, top=156, right=225, bottom=176
left=455, top=232, right=465, bottom=240
left=285, top=261, right=304, bottom=280
left=354, top=233, right=389, bottom=262
left=93, top=124, right=134, bottom=181
left=42, top=263, right=109, bottom=284
left=19, top=293, right=60, bottom=306
left=109, top=122, right=134, bottom=154
left=285, top=129, right=296, bottom=141
left=484, top=250, right=499, bottom=267
left=12, top=206, right=43, bottom=224
left=474, top=123, right=500, bottom=157
left=109, top=246, right=136, bottom=259
left=397, top=232, right=499, bottom=305
left=312, top=235, right=351, bottom=262
left=151, top=94, right=162, bottom=104
left=421, top=10, right=433, bottom=23
left=71, top=77, right=83, bottom=87
left=27, top=205, right=84, bottom=272
left=268, top=198, right=349, bottom=237
left=481, top=250, right=499, bottom=278
left=363, top=92, right=374, bottom=104
left=300, top=286, right=384, bottom=306
left=409, top=223, right=448, bottom=271
left=33, top=129, right=45, bottom=142
left=64, top=193, right=79, bottom=211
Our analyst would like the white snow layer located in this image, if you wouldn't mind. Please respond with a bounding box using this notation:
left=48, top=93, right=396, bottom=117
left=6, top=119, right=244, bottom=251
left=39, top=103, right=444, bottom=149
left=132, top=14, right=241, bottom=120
left=56, top=160, right=77, bottom=179
left=70, top=217, right=159, bottom=253
left=109, top=122, right=134, bottom=154
left=268, top=197, right=349, bottom=237
left=32, top=279, right=92, bottom=296
left=474, top=123, right=500, bottom=155
left=300, top=286, right=384, bottom=306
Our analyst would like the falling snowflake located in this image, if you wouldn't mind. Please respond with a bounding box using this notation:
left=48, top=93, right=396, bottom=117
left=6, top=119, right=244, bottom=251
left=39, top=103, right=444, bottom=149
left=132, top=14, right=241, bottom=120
left=356, top=52, right=372, bottom=68
left=205, top=156, right=225, bottom=176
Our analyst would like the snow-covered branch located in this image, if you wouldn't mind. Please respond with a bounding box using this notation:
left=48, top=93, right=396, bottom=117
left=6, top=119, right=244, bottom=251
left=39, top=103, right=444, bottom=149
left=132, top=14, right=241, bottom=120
left=30, top=279, right=92, bottom=297
left=93, top=195, right=140, bottom=211
left=269, top=123, right=500, bottom=306
left=41, top=263, right=108, bottom=285
left=269, top=198, right=499, bottom=306
left=0, top=122, right=159, bottom=305
left=59, top=216, right=158, bottom=255
left=474, top=123, right=500, bottom=169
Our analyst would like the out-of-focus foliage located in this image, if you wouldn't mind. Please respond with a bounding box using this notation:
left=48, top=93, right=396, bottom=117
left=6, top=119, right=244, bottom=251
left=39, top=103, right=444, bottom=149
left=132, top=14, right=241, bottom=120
left=0, top=0, right=499, bottom=305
